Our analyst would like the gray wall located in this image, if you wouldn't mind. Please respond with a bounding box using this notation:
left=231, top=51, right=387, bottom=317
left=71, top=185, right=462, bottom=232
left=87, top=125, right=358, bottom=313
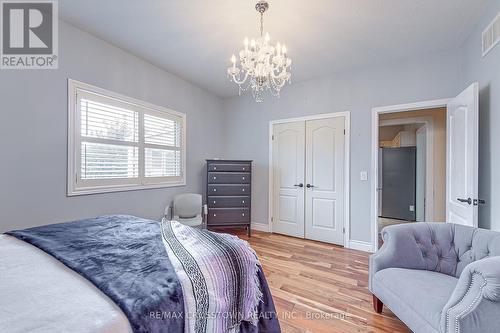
left=223, top=50, right=462, bottom=243
left=0, top=21, right=226, bottom=232
left=460, top=0, right=500, bottom=231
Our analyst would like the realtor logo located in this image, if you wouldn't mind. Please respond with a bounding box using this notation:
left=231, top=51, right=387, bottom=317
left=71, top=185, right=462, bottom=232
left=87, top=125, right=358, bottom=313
left=1, top=0, right=58, bottom=69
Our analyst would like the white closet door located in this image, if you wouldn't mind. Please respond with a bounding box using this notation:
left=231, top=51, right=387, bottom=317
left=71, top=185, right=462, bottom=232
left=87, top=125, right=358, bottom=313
left=272, top=121, right=306, bottom=238
left=305, top=117, right=345, bottom=245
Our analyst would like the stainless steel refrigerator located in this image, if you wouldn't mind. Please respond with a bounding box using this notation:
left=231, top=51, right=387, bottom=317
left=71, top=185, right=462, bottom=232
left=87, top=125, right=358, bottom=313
left=380, top=147, right=417, bottom=221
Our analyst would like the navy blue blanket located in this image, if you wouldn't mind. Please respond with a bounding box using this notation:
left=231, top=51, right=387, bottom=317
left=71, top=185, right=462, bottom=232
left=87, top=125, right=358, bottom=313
left=6, top=215, right=280, bottom=333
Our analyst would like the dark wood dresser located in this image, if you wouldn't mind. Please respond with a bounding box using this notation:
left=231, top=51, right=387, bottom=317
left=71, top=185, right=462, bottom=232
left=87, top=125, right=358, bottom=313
left=206, top=159, right=252, bottom=236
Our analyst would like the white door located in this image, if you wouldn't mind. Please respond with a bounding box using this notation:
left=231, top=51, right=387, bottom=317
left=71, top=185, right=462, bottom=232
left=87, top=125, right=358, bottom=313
left=416, top=126, right=426, bottom=222
left=305, top=117, right=345, bottom=245
left=377, top=148, right=383, bottom=217
left=272, top=121, right=305, bottom=238
left=446, top=82, right=479, bottom=227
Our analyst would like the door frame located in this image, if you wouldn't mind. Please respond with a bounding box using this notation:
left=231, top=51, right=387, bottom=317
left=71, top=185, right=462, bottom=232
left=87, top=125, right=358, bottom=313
left=371, top=99, right=450, bottom=252
left=379, top=116, right=434, bottom=222
left=268, top=111, right=351, bottom=248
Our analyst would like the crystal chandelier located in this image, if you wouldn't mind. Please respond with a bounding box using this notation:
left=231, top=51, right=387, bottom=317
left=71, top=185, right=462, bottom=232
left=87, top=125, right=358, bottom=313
left=227, top=0, right=292, bottom=102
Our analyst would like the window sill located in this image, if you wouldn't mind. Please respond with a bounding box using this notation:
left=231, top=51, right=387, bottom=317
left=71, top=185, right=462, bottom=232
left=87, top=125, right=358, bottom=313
left=67, top=180, right=187, bottom=197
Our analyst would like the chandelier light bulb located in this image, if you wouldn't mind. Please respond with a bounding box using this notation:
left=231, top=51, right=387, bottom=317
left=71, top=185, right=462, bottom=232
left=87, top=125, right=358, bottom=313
left=227, top=1, right=292, bottom=102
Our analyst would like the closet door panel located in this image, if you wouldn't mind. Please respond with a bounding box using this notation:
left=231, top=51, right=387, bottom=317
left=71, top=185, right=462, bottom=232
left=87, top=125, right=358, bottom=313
left=305, top=117, right=345, bottom=245
left=272, top=121, right=305, bottom=238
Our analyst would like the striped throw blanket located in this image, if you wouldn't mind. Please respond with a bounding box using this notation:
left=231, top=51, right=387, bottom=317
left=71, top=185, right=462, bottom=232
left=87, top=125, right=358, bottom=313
left=160, top=220, right=263, bottom=333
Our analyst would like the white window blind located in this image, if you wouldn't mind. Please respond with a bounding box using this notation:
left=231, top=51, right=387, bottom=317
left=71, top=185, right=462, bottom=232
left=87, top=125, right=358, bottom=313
left=68, top=80, right=186, bottom=196
left=81, top=142, right=139, bottom=180
left=144, top=113, right=182, bottom=178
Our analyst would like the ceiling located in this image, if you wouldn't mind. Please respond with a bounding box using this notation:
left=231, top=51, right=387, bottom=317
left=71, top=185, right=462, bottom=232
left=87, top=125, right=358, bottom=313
left=59, top=0, right=490, bottom=98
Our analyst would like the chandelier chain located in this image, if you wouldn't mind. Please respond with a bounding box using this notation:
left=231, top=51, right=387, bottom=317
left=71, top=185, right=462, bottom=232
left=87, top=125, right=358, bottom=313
left=260, top=12, right=263, bottom=37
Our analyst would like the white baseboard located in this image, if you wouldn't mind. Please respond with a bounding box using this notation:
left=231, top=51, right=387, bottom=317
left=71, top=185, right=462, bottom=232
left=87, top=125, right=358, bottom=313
left=347, top=240, right=373, bottom=253
left=248, top=224, right=372, bottom=250
left=251, top=222, right=271, bottom=232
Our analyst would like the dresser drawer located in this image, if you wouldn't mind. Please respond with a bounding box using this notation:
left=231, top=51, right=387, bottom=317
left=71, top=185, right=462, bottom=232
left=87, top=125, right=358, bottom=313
left=208, top=172, right=250, bottom=184
left=208, top=208, right=250, bottom=224
left=208, top=184, right=250, bottom=196
left=207, top=196, right=250, bottom=208
left=208, top=163, right=251, bottom=172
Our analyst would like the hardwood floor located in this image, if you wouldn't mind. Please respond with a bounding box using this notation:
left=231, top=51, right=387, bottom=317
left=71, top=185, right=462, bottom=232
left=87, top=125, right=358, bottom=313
left=224, top=228, right=411, bottom=333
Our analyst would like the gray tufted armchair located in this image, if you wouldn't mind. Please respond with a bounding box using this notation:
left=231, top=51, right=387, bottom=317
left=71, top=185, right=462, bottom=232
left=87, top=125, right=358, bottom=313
left=369, top=222, right=500, bottom=333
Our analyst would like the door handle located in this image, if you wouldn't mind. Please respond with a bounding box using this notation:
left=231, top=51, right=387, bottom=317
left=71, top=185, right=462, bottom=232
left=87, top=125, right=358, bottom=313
left=294, top=183, right=304, bottom=188
left=306, top=184, right=315, bottom=188
left=457, top=198, right=472, bottom=205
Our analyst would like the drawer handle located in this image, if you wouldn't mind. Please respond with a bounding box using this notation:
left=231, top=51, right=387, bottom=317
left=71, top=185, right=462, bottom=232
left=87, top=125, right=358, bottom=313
left=242, top=167, right=246, bottom=171
left=242, top=200, right=245, bottom=204
left=213, top=201, right=216, bottom=204
left=242, top=177, right=245, bottom=180
left=213, top=176, right=217, bottom=180
left=242, top=189, right=245, bottom=192
left=213, top=189, right=217, bottom=192
left=242, top=213, right=245, bottom=217
left=213, top=214, right=217, bottom=217
left=214, top=166, right=217, bottom=170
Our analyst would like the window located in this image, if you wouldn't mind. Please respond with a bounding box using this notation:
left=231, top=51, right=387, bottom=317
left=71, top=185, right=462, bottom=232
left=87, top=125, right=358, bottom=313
left=68, top=80, right=186, bottom=196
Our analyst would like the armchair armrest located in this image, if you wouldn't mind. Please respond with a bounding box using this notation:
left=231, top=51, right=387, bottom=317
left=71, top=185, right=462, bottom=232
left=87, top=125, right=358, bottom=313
left=441, top=256, right=500, bottom=333
left=164, top=205, right=172, bottom=220
left=202, top=204, right=208, bottom=228
left=369, top=224, right=429, bottom=291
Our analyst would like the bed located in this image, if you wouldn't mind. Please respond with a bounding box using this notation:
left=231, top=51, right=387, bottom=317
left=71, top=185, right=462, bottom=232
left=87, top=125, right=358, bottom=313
left=0, top=215, right=280, bottom=333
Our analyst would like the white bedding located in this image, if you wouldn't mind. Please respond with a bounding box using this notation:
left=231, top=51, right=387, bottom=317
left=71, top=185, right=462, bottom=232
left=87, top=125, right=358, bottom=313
left=0, top=235, right=133, bottom=333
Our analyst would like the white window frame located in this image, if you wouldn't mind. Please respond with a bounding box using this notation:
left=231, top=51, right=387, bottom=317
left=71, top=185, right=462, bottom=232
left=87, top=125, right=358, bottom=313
left=67, top=79, right=186, bottom=196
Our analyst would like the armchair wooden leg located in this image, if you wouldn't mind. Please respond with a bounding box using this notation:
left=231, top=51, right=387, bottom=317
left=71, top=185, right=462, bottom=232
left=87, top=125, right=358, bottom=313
left=247, top=225, right=251, bottom=237
left=373, top=294, right=383, bottom=313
